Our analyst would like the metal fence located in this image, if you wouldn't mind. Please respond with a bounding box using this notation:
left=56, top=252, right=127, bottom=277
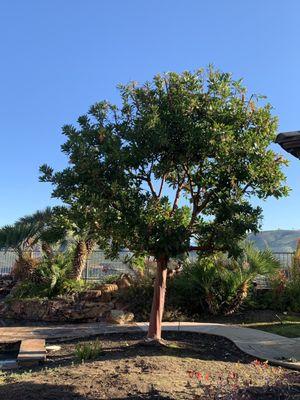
left=0, top=250, right=296, bottom=279
left=83, top=250, right=132, bottom=281
left=0, top=249, right=132, bottom=279
left=272, top=252, right=295, bottom=279
left=0, top=251, right=16, bottom=276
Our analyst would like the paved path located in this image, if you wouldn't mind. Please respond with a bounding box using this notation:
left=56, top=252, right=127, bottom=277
left=1, top=321, right=300, bottom=370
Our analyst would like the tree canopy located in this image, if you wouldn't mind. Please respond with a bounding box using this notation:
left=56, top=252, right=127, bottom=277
left=40, top=68, right=288, bottom=260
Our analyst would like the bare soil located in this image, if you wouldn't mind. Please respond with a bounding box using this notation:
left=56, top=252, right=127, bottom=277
left=0, top=332, right=300, bottom=399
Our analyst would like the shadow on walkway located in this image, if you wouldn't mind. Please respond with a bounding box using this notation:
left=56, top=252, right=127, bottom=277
left=0, top=380, right=299, bottom=400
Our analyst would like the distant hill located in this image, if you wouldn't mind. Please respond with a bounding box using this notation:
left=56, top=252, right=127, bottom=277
left=248, top=230, right=300, bottom=252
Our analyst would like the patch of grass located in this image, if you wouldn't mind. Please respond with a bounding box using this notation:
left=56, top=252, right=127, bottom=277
left=248, top=322, right=300, bottom=338
left=242, top=313, right=300, bottom=337
left=74, top=339, right=104, bottom=362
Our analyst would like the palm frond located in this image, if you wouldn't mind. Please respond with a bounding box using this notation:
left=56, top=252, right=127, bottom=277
left=242, top=242, right=281, bottom=277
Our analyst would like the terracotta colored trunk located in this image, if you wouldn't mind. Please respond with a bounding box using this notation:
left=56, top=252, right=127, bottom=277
left=147, top=257, right=168, bottom=340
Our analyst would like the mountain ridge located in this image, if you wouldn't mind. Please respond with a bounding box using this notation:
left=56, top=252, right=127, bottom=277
left=248, top=229, right=300, bottom=252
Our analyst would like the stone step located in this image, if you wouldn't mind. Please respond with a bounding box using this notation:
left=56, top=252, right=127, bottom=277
left=17, top=339, right=46, bottom=367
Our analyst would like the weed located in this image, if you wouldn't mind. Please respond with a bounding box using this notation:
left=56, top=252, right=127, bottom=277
left=74, top=340, right=104, bottom=361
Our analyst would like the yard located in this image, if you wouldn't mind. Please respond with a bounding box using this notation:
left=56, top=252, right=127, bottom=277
left=1, top=331, right=300, bottom=400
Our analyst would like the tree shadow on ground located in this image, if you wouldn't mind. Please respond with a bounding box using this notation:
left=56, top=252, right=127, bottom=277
left=43, top=330, right=254, bottom=369
left=0, top=381, right=300, bottom=400
left=0, top=381, right=175, bottom=400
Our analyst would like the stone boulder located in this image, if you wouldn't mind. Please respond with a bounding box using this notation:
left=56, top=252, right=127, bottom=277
left=78, top=290, right=102, bottom=302
left=107, top=309, right=134, bottom=325
left=98, top=283, right=119, bottom=302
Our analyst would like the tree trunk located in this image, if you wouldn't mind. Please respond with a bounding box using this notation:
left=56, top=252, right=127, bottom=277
left=69, top=240, right=94, bottom=280
left=147, top=256, right=168, bottom=341
left=41, top=242, right=54, bottom=259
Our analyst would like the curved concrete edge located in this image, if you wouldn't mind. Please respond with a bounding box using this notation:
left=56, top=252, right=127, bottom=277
left=136, top=322, right=300, bottom=371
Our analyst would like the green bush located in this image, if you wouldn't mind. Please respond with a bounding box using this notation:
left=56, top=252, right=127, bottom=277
left=252, top=271, right=300, bottom=312
left=167, top=257, right=244, bottom=316
left=120, top=246, right=281, bottom=320
left=118, top=275, right=154, bottom=321
left=74, top=339, right=104, bottom=361
left=8, top=252, right=88, bottom=300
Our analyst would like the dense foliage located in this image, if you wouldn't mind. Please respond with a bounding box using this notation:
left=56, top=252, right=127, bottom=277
left=119, top=245, right=281, bottom=320
left=40, top=67, right=288, bottom=260
left=8, top=252, right=86, bottom=300
left=251, top=248, right=300, bottom=313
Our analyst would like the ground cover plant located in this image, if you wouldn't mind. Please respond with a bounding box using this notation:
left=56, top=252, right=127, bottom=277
left=40, top=67, right=288, bottom=341
left=74, top=339, right=104, bottom=361
left=0, top=332, right=300, bottom=399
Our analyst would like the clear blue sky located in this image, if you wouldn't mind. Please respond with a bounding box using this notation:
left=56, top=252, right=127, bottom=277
left=1, top=0, right=300, bottom=230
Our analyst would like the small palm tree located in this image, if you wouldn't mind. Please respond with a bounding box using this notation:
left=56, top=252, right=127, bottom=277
left=223, top=242, right=281, bottom=314
left=0, top=222, right=41, bottom=280
left=0, top=207, right=66, bottom=280
left=18, top=207, right=66, bottom=258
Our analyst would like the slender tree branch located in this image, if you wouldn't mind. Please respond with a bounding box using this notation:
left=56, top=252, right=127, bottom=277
left=189, top=245, right=214, bottom=252
left=158, top=174, right=166, bottom=198
left=171, top=173, right=186, bottom=214
left=146, top=177, right=157, bottom=198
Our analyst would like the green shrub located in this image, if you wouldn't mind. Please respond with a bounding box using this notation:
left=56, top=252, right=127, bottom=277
left=167, top=256, right=246, bottom=316
left=120, top=246, right=281, bottom=320
left=8, top=252, right=88, bottom=300
left=118, top=275, right=154, bottom=321
left=74, top=339, right=104, bottom=361
left=252, top=271, right=300, bottom=313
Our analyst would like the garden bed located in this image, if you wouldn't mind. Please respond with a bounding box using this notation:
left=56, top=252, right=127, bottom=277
left=1, top=332, right=300, bottom=399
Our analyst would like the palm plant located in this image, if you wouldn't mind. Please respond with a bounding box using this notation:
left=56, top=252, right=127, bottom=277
left=221, top=242, right=281, bottom=314
left=0, top=222, right=41, bottom=280
left=52, top=205, right=98, bottom=281
left=18, top=207, right=67, bottom=258
left=0, top=207, right=66, bottom=280
left=169, top=244, right=281, bottom=317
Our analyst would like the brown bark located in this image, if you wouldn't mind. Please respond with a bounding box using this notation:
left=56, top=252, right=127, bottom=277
left=12, top=253, right=39, bottom=281
left=147, top=256, right=168, bottom=340
left=41, top=242, right=54, bottom=259
left=70, top=240, right=95, bottom=280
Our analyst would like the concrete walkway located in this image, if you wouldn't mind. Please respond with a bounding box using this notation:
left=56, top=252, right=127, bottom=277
left=1, top=321, right=300, bottom=370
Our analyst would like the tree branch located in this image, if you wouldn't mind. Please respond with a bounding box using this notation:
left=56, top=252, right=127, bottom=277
left=158, top=174, right=166, bottom=198
left=136, top=163, right=158, bottom=198
left=146, top=176, right=157, bottom=198
left=171, top=173, right=186, bottom=214
left=189, top=245, right=214, bottom=252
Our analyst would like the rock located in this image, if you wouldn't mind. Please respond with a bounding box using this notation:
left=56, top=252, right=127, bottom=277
left=117, top=274, right=133, bottom=290
left=100, top=283, right=119, bottom=302
left=79, top=290, right=102, bottom=301
left=2, top=297, right=115, bottom=323
left=107, top=309, right=134, bottom=325
left=46, top=345, right=61, bottom=352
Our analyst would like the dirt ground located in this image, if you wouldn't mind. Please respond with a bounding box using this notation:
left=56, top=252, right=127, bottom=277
left=0, top=332, right=300, bottom=400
